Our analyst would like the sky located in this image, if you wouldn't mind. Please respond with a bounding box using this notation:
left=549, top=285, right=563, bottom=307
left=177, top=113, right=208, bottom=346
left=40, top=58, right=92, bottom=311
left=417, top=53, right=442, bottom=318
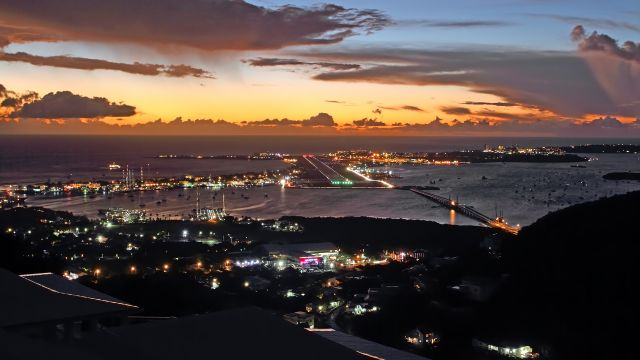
left=0, top=0, right=639, bottom=136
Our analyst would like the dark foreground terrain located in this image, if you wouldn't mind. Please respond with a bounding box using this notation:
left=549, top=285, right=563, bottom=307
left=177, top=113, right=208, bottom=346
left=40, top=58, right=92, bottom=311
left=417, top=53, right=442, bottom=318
left=1, top=192, right=638, bottom=359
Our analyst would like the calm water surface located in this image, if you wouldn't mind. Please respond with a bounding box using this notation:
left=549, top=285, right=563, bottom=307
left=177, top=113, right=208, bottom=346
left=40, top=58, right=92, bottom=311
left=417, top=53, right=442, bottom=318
left=3, top=136, right=639, bottom=226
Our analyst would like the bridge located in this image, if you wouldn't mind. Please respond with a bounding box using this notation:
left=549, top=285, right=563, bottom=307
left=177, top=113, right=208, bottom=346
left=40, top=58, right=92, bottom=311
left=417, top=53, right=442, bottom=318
left=409, top=188, right=520, bottom=235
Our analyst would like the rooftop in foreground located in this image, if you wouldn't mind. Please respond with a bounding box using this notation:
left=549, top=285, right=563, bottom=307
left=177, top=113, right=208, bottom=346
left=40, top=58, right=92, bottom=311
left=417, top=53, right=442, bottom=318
left=76, top=307, right=368, bottom=359
left=310, top=328, right=430, bottom=360
left=0, top=268, right=137, bottom=329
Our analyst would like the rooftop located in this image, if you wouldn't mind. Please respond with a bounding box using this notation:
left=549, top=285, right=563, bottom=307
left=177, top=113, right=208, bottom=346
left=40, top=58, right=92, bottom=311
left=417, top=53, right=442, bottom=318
left=0, top=268, right=137, bottom=329
left=310, top=328, right=430, bottom=360
left=76, top=307, right=367, bottom=359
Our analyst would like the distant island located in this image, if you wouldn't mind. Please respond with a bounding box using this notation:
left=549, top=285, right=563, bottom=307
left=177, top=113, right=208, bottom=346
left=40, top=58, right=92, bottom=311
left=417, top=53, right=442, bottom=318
left=462, top=152, right=587, bottom=163
left=561, top=144, right=640, bottom=153
left=603, top=172, right=640, bottom=181
left=155, top=153, right=286, bottom=160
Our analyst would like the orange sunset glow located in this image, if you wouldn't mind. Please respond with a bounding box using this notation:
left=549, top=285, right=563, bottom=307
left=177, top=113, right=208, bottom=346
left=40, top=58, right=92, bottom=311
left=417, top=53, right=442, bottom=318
left=1, top=0, right=639, bottom=136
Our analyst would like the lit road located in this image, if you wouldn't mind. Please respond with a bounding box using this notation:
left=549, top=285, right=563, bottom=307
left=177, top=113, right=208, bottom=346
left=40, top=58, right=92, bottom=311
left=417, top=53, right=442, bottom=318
left=346, top=167, right=394, bottom=188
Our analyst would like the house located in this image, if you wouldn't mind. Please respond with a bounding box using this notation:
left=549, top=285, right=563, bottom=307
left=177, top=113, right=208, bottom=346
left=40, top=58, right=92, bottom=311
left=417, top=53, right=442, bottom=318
left=283, top=311, right=315, bottom=328
left=405, top=327, right=441, bottom=348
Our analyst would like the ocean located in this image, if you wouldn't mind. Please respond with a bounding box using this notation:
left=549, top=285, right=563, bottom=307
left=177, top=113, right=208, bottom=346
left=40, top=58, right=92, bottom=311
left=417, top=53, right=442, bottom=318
left=2, top=136, right=639, bottom=226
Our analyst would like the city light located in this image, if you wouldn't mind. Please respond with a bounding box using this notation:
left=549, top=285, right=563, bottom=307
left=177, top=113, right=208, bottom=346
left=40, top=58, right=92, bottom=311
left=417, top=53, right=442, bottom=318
left=211, top=278, right=220, bottom=290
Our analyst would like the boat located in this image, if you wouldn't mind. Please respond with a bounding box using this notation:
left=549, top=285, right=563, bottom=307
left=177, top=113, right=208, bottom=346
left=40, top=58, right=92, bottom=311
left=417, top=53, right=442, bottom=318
left=571, top=164, right=586, bottom=168
left=108, top=162, right=122, bottom=170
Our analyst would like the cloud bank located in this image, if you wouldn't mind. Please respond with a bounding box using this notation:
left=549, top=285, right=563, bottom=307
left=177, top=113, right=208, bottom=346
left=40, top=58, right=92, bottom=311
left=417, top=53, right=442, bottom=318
left=0, top=1, right=387, bottom=78
left=3, top=114, right=639, bottom=137
left=571, top=25, right=640, bottom=63
left=244, top=57, right=360, bottom=71
left=2, top=83, right=638, bottom=136
left=0, top=51, right=213, bottom=78
left=0, top=0, right=389, bottom=51
left=1, top=85, right=135, bottom=118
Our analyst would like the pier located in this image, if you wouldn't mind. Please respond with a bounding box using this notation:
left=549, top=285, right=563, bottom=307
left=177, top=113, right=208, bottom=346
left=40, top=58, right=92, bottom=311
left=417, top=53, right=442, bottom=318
left=410, top=188, right=520, bottom=235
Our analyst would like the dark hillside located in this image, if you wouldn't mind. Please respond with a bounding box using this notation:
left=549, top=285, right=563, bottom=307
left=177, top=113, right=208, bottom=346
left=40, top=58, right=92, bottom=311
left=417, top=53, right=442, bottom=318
left=484, top=191, right=639, bottom=359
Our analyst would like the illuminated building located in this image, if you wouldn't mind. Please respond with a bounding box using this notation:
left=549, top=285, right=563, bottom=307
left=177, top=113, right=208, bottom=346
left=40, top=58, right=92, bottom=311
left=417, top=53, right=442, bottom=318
left=261, top=242, right=339, bottom=271
left=283, top=311, right=315, bottom=328
left=102, top=207, right=146, bottom=224
left=404, top=328, right=441, bottom=348
left=472, top=338, right=537, bottom=359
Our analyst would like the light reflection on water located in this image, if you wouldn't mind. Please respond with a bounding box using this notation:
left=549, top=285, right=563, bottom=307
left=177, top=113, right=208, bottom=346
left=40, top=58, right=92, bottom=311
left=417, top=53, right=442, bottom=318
left=26, top=154, right=640, bottom=226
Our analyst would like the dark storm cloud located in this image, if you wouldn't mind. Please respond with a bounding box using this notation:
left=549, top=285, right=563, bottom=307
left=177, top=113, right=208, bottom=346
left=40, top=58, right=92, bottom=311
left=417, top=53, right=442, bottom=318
left=300, top=47, right=639, bottom=117
left=11, top=91, right=136, bottom=118
left=0, top=0, right=389, bottom=51
left=244, top=57, right=360, bottom=71
left=571, top=25, right=640, bottom=63
left=440, top=106, right=471, bottom=115
left=0, top=52, right=213, bottom=78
